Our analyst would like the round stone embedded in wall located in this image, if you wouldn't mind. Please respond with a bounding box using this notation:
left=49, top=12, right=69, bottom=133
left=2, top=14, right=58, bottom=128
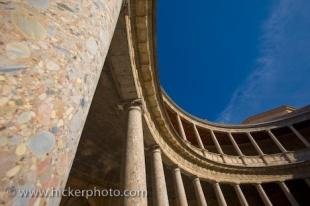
left=27, top=131, right=55, bottom=157
left=6, top=42, right=31, bottom=60
left=27, top=0, right=49, bottom=9
left=9, top=135, right=22, bottom=145
left=6, top=165, right=21, bottom=177
left=0, top=150, right=17, bottom=177
left=70, top=111, right=83, bottom=133
left=16, top=111, right=34, bottom=124
left=15, top=144, right=27, bottom=156
left=86, top=37, right=98, bottom=55
left=0, top=137, right=8, bottom=147
left=46, top=60, right=60, bottom=71
left=12, top=11, right=47, bottom=40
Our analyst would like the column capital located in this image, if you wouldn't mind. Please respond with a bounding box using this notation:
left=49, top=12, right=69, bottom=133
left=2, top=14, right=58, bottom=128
left=117, top=98, right=143, bottom=112
left=129, top=98, right=143, bottom=108
left=173, top=167, right=181, bottom=172
left=192, top=176, right=200, bottom=182
left=122, top=0, right=131, bottom=15
left=122, top=0, right=129, bottom=8
left=147, top=144, right=161, bottom=153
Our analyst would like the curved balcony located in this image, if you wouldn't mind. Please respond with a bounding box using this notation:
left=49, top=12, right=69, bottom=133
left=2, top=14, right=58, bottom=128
left=163, top=92, right=310, bottom=167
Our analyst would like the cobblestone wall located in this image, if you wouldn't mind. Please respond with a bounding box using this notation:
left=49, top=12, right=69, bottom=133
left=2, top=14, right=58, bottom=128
left=0, top=0, right=122, bottom=205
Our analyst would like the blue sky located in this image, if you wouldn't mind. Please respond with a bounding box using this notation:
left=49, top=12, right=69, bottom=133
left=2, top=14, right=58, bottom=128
left=157, top=0, right=310, bottom=123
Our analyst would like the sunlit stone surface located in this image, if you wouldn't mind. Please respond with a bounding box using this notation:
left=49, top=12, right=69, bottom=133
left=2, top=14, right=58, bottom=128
left=0, top=0, right=122, bottom=204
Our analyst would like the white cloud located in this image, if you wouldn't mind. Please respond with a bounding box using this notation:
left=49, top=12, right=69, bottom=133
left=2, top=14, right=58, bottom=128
left=216, top=0, right=310, bottom=123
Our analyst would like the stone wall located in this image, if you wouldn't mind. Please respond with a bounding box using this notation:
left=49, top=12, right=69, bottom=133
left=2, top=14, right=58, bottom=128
left=0, top=0, right=122, bottom=205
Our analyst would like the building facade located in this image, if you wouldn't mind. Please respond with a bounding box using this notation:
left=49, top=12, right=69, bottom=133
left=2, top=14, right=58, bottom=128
left=0, top=0, right=310, bottom=205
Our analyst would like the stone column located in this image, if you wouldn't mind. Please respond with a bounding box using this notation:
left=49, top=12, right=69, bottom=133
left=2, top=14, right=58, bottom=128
left=228, top=133, right=246, bottom=164
left=267, top=130, right=292, bottom=162
left=193, top=177, right=208, bottom=206
left=210, top=130, right=224, bottom=154
left=213, top=182, right=227, bottom=206
left=176, top=114, right=187, bottom=141
left=124, top=100, right=147, bottom=206
left=228, top=133, right=243, bottom=156
left=233, top=184, right=249, bottom=206
left=151, top=146, right=169, bottom=206
left=267, top=130, right=287, bottom=153
left=0, top=1, right=123, bottom=205
left=193, top=124, right=205, bottom=150
left=173, top=167, right=188, bottom=206
left=289, top=125, right=310, bottom=148
left=278, top=182, right=299, bottom=206
left=246, top=133, right=265, bottom=155
left=246, top=132, right=268, bottom=164
left=256, top=184, right=273, bottom=206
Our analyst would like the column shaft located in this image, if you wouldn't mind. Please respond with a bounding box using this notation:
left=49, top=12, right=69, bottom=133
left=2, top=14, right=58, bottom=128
left=151, top=147, right=169, bottom=206
left=233, top=184, right=249, bottom=206
left=177, top=114, right=187, bottom=141
left=267, top=130, right=287, bottom=152
left=213, top=182, right=227, bottom=206
left=193, top=178, right=208, bottom=206
left=210, top=130, right=224, bottom=154
left=289, top=125, right=310, bottom=147
left=193, top=124, right=205, bottom=150
left=173, top=168, right=188, bottom=206
left=278, top=182, right=299, bottom=206
left=228, top=133, right=246, bottom=164
left=124, top=105, right=147, bottom=206
left=0, top=1, right=123, bottom=205
left=256, top=184, right=273, bottom=206
left=228, top=133, right=244, bottom=156
left=246, top=133, right=264, bottom=156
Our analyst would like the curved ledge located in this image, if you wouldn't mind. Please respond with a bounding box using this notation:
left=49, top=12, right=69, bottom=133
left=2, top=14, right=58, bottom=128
left=163, top=91, right=310, bottom=130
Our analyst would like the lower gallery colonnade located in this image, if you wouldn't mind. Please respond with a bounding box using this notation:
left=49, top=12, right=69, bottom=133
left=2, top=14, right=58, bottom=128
left=121, top=99, right=309, bottom=206
left=0, top=0, right=310, bottom=206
